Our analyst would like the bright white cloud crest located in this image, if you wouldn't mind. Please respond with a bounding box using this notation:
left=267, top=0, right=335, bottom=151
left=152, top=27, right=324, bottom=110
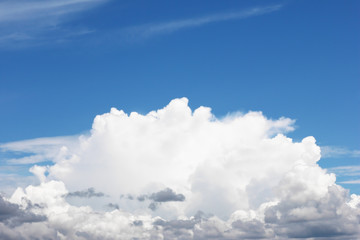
left=1, top=98, right=360, bottom=239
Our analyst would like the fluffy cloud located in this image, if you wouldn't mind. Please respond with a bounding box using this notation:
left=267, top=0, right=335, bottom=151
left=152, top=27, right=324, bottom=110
left=0, top=195, right=56, bottom=239
left=0, top=195, right=45, bottom=228
left=1, top=98, right=360, bottom=239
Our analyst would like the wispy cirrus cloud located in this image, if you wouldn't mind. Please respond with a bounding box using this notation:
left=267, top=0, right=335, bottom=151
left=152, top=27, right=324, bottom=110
left=321, top=146, right=360, bottom=158
left=0, top=0, right=106, bottom=24
left=0, top=0, right=106, bottom=48
left=0, top=3, right=283, bottom=48
left=329, top=166, right=360, bottom=177
left=328, top=165, right=360, bottom=184
left=340, top=180, right=360, bottom=184
left=322, top=147, right=360, bottom=185
left=0, top=136, right=78, bottom=164
left=125, top=5, right=283, bottom=39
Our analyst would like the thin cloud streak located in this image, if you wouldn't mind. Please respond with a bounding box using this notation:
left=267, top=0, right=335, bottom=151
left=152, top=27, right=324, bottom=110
left=329, top=166, right=360, bottom=176
left=321, top=146, right=360, bottom=158
left=0, top=3, right=282, bottom=48
left=340, top=180, right=360, bottom=184
left=125, top=5, right=283, bottom=38
left=0, top=0, right=106, bottom=23
left=0, top=0, right=106, bottom=48
left=328, top=165, right=360, bottom=185
left=0, top=136, right=78, bottom=164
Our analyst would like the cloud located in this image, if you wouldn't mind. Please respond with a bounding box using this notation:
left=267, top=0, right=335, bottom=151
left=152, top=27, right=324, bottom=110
left=328, top=166, right=360, bottom=185
left=0, top=0, right=106, bottom=48
left=263, top=170, right=360, bottom=238
left=144, top=188, right=186, bottom=211
left=0, top=0, right=106, bottom=23
left=149, top=188, right=185, bottom=203
left=106, top=203, right=119, bottom=210
left=0, top=3, right=283, bottom=48
left=133, top=188, right=186, bottom=210
left=132, top=220, right=143, bottom=226
left=0, top=195, right=46, bottom=228
left=0, top=136, right=78, bottom=165
left=134, top=188, right=185, bottom=203
left=0, top=195, right=56, bottom=240
left=66, top=187, right=105, bottom=198
left=340, top=180, right=360, bottom=184
left=1, top=98, right=360, bottom=239
left=321, top=146, right=360, bottom=158
left=136, top=195, right=146, bottom=202
left=125, top=5, right=282, bottom=39
left=328, top=165, right=360, bottom=177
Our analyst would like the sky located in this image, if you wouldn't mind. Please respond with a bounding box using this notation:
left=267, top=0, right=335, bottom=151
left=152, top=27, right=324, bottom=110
left=0, top=0, right=359, bottom=239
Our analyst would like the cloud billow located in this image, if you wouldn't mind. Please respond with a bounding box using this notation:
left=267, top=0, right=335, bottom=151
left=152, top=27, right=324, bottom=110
left=0, top=195, right=56, bottom=239
left=0, top=196, right=46, bottom=228
left=1, top=98, right=359, bottom=239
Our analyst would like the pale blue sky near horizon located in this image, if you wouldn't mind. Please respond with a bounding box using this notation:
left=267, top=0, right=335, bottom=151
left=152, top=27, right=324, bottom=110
left=0, top=0, right=359, bottom=193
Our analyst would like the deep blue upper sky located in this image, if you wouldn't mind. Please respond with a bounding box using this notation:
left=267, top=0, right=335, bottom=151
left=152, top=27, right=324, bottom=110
left=0, top=0, right=359, bottom=189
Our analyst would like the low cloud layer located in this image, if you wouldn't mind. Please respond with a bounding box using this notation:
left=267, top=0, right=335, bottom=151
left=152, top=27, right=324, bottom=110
left=1, top=98, right=360, bottom=239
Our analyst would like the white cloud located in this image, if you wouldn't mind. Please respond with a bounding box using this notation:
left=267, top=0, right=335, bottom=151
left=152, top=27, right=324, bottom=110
left=126, top=5, right=282, bottom=39
left=1, top=98, right=360, bottom=239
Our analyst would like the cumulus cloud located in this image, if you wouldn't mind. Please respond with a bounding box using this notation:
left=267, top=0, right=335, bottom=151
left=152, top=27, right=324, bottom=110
left=0, top=195, right=45, bottom=228
left=0, top=195, right=56, bottom=240
left=1, top=98, right=360, bottom=239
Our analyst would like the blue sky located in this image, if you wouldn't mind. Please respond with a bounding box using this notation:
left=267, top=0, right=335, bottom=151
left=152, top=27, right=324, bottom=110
left=0, top=1, right=359, bottom=190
